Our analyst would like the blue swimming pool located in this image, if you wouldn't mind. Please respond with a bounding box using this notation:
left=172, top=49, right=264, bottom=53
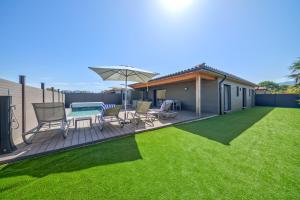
left=67, top=102, right=116, bottom=117
left=68, top=107, right=103, bottom=117
left=68, top=109, right=101, bottom=117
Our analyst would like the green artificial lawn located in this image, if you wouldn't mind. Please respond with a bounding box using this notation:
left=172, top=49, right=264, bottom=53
left=1, top=107, right=300, bottom=199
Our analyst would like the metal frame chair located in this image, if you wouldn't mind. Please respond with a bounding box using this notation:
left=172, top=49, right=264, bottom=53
left=128, top=101, right=154, bottom=126
left=149, top=100, right=177, bottom=120
left=22, top=102, right=73, bottom=144
left=96, top=105, right=124, bottom=131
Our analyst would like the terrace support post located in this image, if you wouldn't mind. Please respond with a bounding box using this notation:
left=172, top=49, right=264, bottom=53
left=196, top=74, right=201, bottom=117
left=41, top=82, right=45, bottom=103
left=58, top=89, right=60, bottom=102
left=19, top=75, right=26, bottom=134
left=51, top=87, right=54, bottom=102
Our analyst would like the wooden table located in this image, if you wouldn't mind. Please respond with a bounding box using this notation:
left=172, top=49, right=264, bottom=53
left=75, top=116, right=92, bottom=129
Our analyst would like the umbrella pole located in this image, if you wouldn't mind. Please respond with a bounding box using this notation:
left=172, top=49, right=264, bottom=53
left=122, top=71, right=130, bottom=124
left=124, top=70, right=128, bottom=120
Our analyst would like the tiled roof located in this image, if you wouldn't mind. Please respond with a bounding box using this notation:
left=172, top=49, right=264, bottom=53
left=151, top=63, right=257, bottom=86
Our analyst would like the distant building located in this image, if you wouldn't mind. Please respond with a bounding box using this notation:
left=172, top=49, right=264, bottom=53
left=255, top=87, right=270, bottom=94
left=103, top=87, right=133, bottom=106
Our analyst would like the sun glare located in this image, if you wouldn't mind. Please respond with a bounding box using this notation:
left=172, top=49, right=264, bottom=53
left=161, top=0, right=194, bottom=13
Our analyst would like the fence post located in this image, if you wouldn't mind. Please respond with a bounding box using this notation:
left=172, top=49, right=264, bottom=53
left=41, top=82, right=45, bottom=103
left=19, top=75, right=26, bottom=134
left=51, top=87, right=54, bottom=102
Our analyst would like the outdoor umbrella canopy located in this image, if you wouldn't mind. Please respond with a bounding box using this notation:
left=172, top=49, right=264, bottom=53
left=89, top=65, right=159, bottom=120
left=89, top=65, right=158, bottom=83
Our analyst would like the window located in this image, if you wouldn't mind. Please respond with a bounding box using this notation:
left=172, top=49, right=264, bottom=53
left=236, top=86, right=239, bottom=97
left=156, top=89, right=166, bottom=99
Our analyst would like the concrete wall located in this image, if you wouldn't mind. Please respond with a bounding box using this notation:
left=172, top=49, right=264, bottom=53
left=65, top=93, right=122, bottom=108
left=134, top=77, right=255, bottom=114
left=0, top=78, right=65, bottom=145
left=25, top=86, right=43, bottom=137
left=45, top=90, right=53, bottom=102
left=201, top=79, right=219, bottom=114
left=220, top=78, right=255, bottom=113
left=54, top=91, right=59, bottom=102
left=62, top=92, right=65, bottom=103
left=136, top=79, right=219, bottom=113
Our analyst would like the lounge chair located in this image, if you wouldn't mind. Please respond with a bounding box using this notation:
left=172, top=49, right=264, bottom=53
left=173, top=100, right=182, bottom=111
left=22, top=102, right=73, bottom=144
left=128, top=101, right=154, bottom=126
left=96, top=105, right=124, bottom=131
left=150, top=100, right=178, bottom=120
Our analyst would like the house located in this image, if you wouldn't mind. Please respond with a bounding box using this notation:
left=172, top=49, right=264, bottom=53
left=130, top=63, right=256, bottom=116
left=255, top=86, right=270, bottom=94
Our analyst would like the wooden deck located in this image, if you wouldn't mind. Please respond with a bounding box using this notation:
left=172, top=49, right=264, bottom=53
left=0, top=111, right=216, bottom=163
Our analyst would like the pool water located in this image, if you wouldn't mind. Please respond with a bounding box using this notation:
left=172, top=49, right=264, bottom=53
left=68, top=108, right=103, bottom=117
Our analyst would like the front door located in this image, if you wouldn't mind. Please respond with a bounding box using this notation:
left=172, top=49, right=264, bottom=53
left=242, top=88, right=247, bottom=108
left=224, top=85, right=231, bottom=112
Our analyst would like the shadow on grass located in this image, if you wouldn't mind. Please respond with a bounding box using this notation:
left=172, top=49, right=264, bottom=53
left=175, top=107, right=274, bottom=145
left=0, top=135, right=142, bottom=179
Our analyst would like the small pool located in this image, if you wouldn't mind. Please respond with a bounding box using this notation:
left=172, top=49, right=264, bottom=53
left=68, top=107, right=103, bottom=117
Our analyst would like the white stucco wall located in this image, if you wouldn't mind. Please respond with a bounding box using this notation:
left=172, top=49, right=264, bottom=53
left=220, top=78, right=255, bottom=113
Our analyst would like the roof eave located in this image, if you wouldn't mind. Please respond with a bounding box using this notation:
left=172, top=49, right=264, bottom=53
left=199, top=69, right=257, bottom=87
left=130, top=64, right=257, bottom=88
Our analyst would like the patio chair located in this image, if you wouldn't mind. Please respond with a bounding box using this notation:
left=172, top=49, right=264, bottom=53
left=96, top=105, right=124, bottom=131
left=22, top=102, right=73, bottom=144
left=173, top=100, right=182, bottom=111
left=150, top=100, right=178, bottom=120
left=128, top=101, right=154, bottom=126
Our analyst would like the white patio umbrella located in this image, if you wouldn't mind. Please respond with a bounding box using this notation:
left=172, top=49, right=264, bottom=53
left=89, top=65, right=159, bottom=120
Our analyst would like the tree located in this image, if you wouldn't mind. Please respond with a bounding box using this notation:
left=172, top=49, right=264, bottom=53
left=289, top=58, right=300, bottom=85
left=258, top=81, right=280, bottom=91
left=286, top=86, right=300, bottom=94
left=278, top=85, right=289, bottom=93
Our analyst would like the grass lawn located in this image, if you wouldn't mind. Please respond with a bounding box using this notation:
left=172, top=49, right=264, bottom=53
left=1, top=107, right=300, bottom=199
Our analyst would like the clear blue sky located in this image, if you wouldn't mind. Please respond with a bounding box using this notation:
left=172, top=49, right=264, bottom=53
left=1, top=0, right=300, bottom=91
